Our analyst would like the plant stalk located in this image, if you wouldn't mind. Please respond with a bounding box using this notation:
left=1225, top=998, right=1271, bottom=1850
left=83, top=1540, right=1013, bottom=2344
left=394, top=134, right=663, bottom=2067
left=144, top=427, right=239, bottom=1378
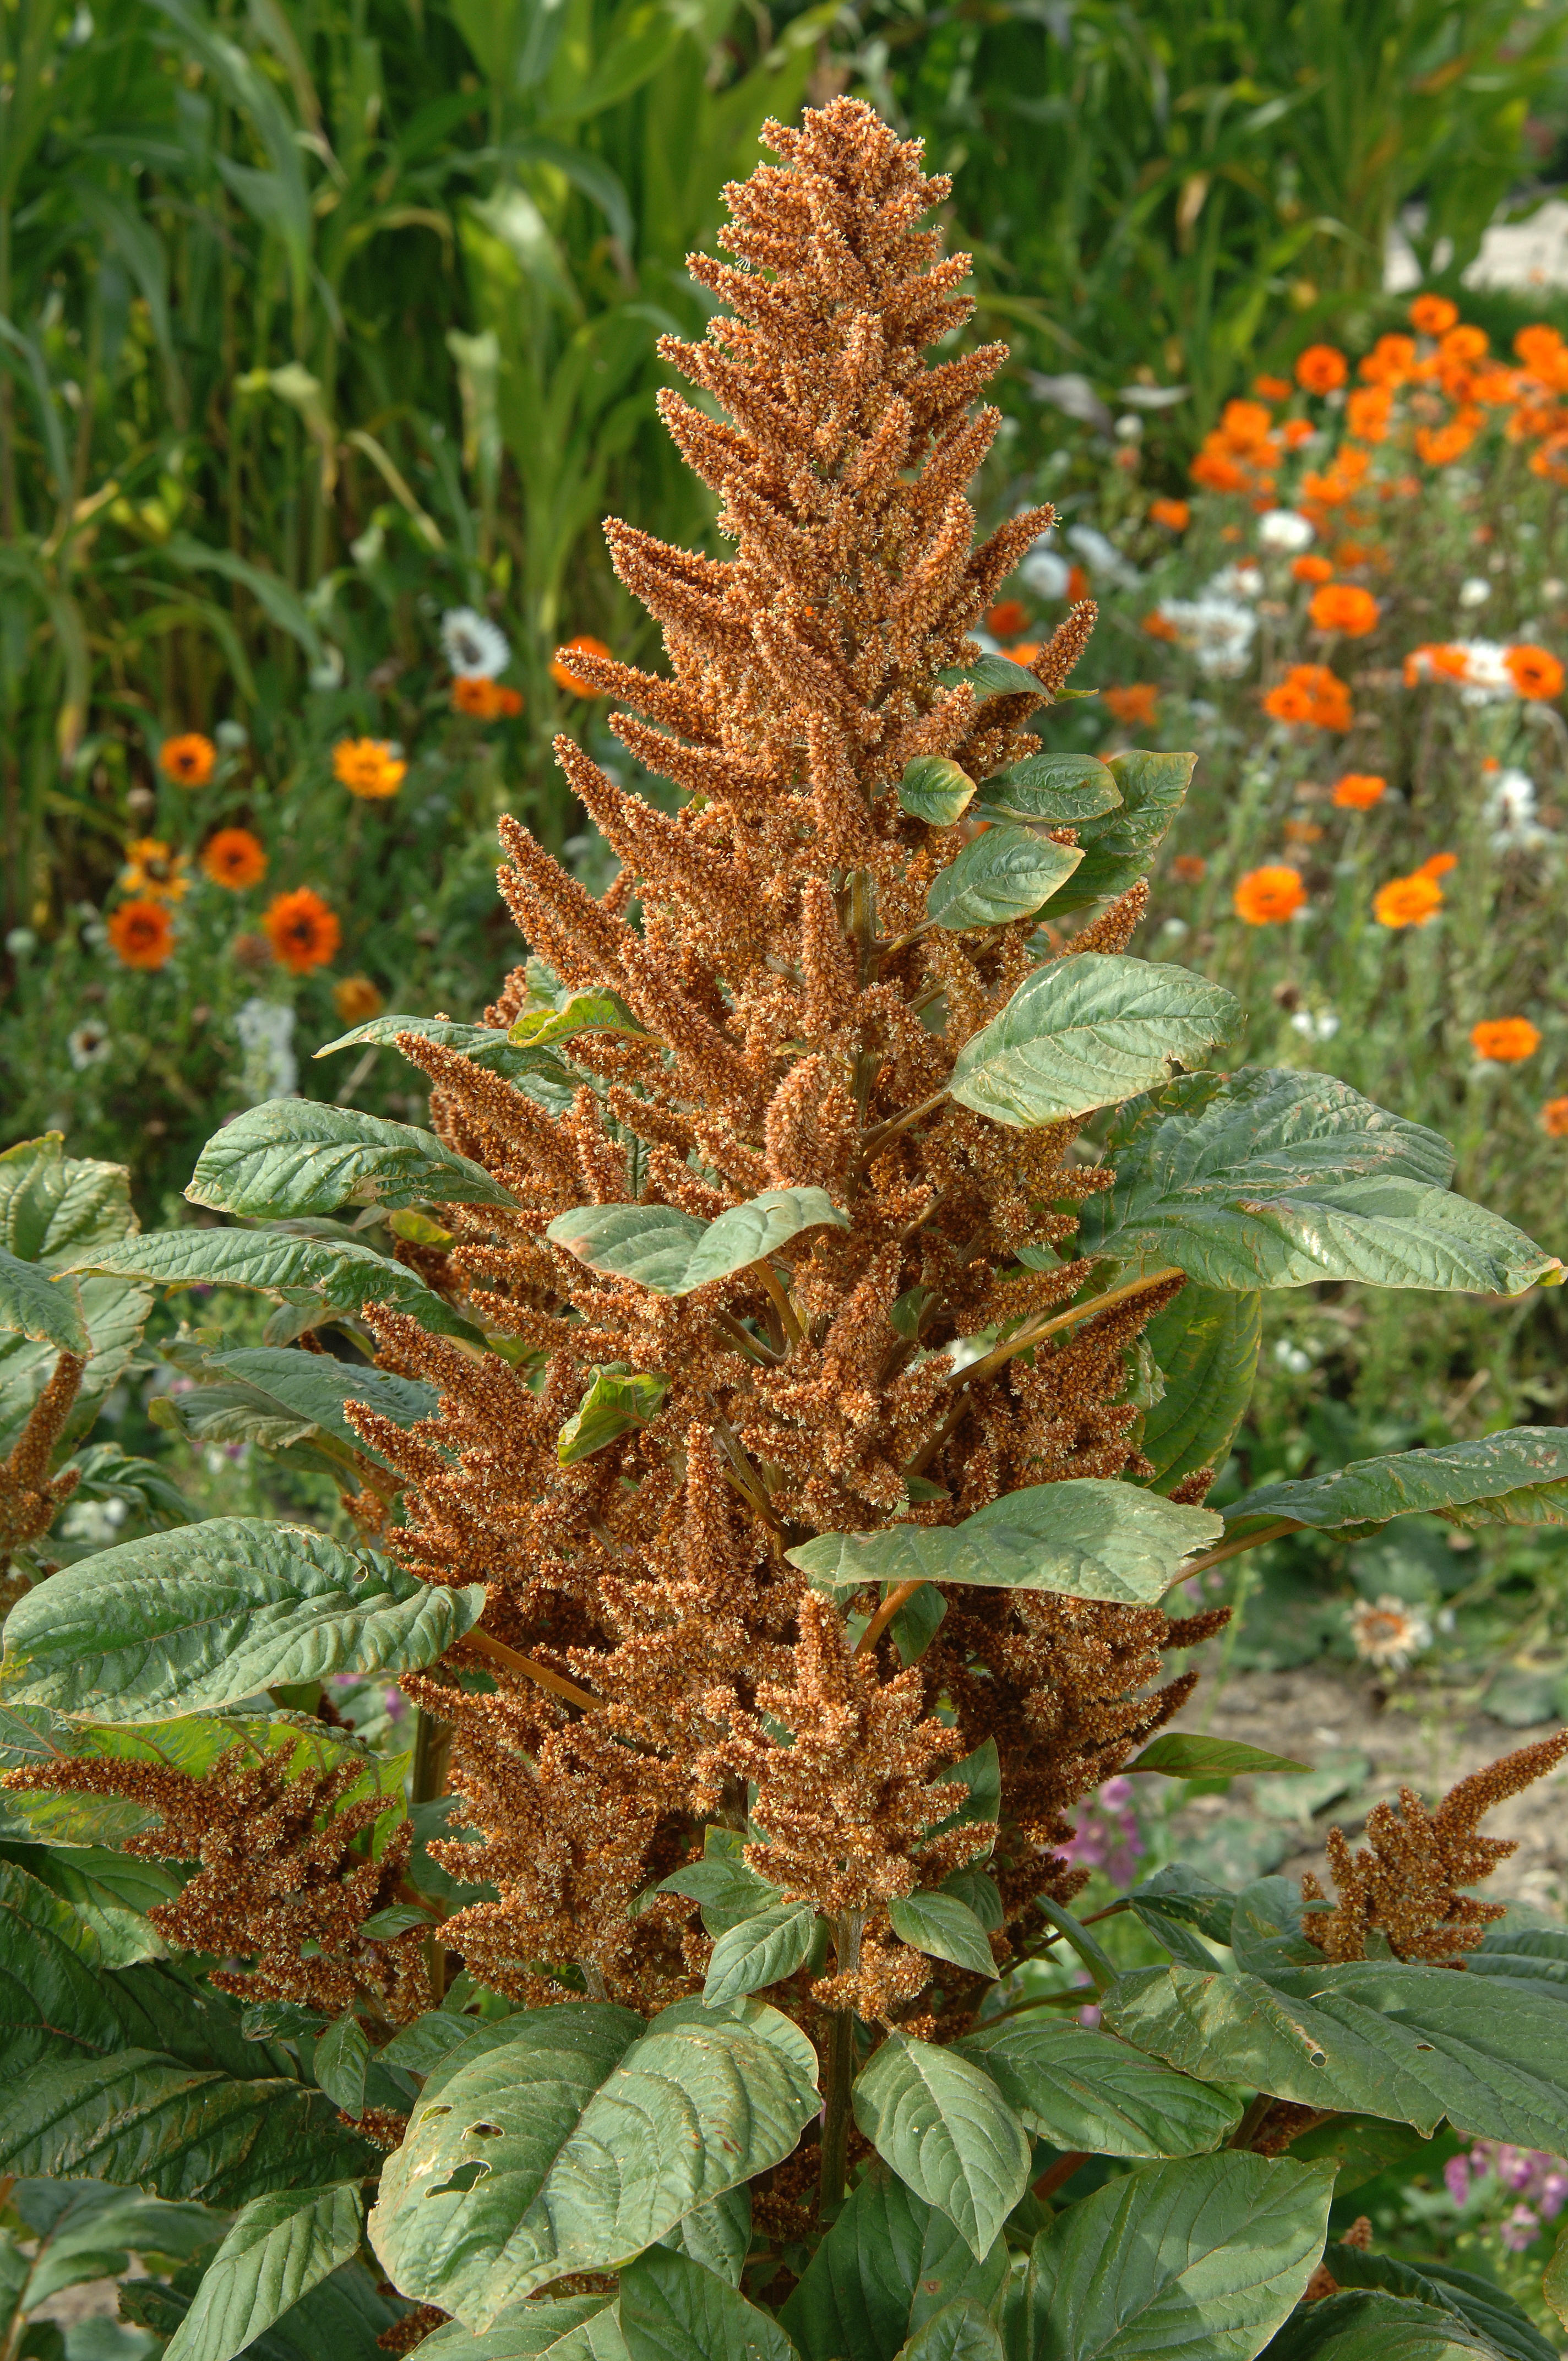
left=818, top=1910, right=864, bottom=2214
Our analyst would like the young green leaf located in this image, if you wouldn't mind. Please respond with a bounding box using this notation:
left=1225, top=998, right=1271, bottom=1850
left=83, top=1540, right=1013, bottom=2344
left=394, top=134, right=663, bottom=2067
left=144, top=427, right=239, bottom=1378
left=658, top=1852, right=785, bottom=1939
left=618, top=2248, right=796, bottom=2361
left=0, top=1244, right=89, bottom=1352
left=187, top=1100, right=517, bottom=1219
left=558, top=1367, right=671, bottom=1465
left=369, top=1998, right=818, bottom=2327
left=312, top=2014, right=371, bottom=2117
left=0, top=1519, right=486, bottom=1720
left=509, top=991, right=648, bottom=1049
left=925, top=828, right=1083, bottom=932
left=954, top=2017, right=1244, bottom=2157
left=420, top=2297, right=627, bottom=2360
left=1225, top=1429, right=1568, bottom=1534
left=1044, top=748, right=1196, bottom=911
left=1137, top=1285, right=1261, bottom=1493
left=787, top=1479, right=1222, bottom=1605
left=547, top=1189, right=847, bottom=1294
left=899, top=758, right=976, bottom=826
left=1017, top=2152, right=1335, bottom=2361
left=70, top=1228, right=482, bottom=1341
left=851, top=2032, right=1031, bottom=2261
left=949, top=957, right=1240, bottom=1128
left=886, top=1891, right=998, bottom=1980
left=315, top=1015, right=575, bottom=1094
left=1123, top=1736, right=1311, bottom=1778
left=702, top=1903, right=818, bottom=2007
left=939, top=651, right=1047, bottom=697
left=976, top=751, right=1121, bottom=825
left=163, top=2185, right=365, bottom=2361
left=927, top=1742, right=1002, bottom=1840
left=779, top=2164, right=1009, bottom=2361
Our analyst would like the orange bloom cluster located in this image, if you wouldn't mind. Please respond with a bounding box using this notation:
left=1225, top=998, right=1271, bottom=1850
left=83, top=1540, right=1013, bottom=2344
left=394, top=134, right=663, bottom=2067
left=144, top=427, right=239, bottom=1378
left=1373, top=863, right=1447, bottom=928
left=1331, top=773, right=1386, bottom=810
left=1264, top=664, right=1352, bottom=730
left=1292, top=553, right=1333, bottom=585
left=1541, top=1096, right=1568, bottom=1138
left=107, top=899, right=175, bottom=968
left=551, top=634, right=613, bottom=695
left=1234, top=864, right=1306, bottom=923
left=985, top=599, right=1029, bottom=637
left=333, top=975, right=384, bottom=1024
left=265, top=888, right=340, bottom=973
left=1472, top=1019, right=1541, bottom=1064
left=1149, top=498, right=1190, bottom=532
left=1296, top=344, right=1347, bottom=394
left=200, top=828, right=267, bottom=889
left=1190, top=398, right=1282, bottom=501
left=333, top=738, right=407, bottom=799
left=453, top=677, right=524, bottom=719
left=1102, top=682, right=1159, bottom=726
left=159, top=732, right=216, bottom=788
left=1309, top=582, right=1380, bottom=637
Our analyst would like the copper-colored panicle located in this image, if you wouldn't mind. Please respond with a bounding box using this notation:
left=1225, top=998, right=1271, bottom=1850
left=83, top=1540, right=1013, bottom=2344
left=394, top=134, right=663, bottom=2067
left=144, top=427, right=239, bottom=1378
left=1, top=1349, right=84, bottom=1575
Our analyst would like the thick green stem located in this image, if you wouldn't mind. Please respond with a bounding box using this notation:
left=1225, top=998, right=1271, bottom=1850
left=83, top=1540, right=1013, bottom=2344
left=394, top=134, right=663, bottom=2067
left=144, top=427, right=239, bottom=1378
left=411, top=1707, right=453, bottom=1804
left=818, top=1911, right=864, bottom=2214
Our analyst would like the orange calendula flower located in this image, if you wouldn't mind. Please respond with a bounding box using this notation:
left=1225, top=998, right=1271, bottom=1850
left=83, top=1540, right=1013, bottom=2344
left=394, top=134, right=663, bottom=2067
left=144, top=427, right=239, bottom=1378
left=1409, top=293, right=1459, bottom=336
left=1373, top=872, right=1444, bottom=928
left=1415, top=419, right=1477, bottom=466
left=1472, top=1018, right=1541, bottom=1064
left=1292, top=553, right=1335, bottom=584
left=1346, top=387, right=1392, bottom=443
left=1331, top=773, right=1386, bottom=810
left=1264, top=663, right=1352, bottom=730
left=551, top=634, right=613, bottom=695
left=1281, top=418, right=1317, bottom=449
left=1516, top=324, right=1565, bottom=374
left=1417, top=852, right=1457, bottom=880
left=333, top=738, right=407, bottom=799
left=121, top=838, right=190, bottom=901
left=1404, top=641, right=1471, bottom=686
left=1439, top=324, right=1489, bottom=366
left=1234, top=864, right=1306, bottom=923
left=1540, top=1095, right=1568, bottom=1138
left=985, top=599, right=1029, bottom=637
left=1004, top=641, right=1043, bottom=666
left=332, top=975, right=384, bottom=1024
left=200, top=828, right=268, bottom=890
left=1284, top=818, right=1324, bottom=845
left=1172, top=853, right=1207, bottom=881
left=452, top=676, right=524, bottom=719
left=1253, top=375, right=1292, bottom=402
left=1103, top=682, right=1159, bottom=726
left=1142, top=611, right=1180, bottom=641
left=265, top=887, right=340, bottom=974
left=1504, top=644, right=1565, bottom=701
left=1149, top=498, right=1191, bottom=531
left=1360, top=334, right=1416, bottom=387
left=1295, top=344, right=1348, bottom=394
left=1310, top=583, right=1380, bottom=637
left=159, top=732, right=217, bottom=788
left=107, top=898, right=175, bottom=969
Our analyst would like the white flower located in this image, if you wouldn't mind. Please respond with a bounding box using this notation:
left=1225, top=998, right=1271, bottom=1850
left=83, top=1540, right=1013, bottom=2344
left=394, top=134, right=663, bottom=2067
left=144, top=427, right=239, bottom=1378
left=1348, top=1594, right=1433, bottom=1670
left=58, top=1495, right=128, bottom=1544
left=440, top=607, right=510, bottom=679
left=67, top=1020, right=111, bottom=1071
left=308, top=644, right=345, bottom=692
left=1258, top=509, right=1314, bottom=554
left=1114, top=413, right=1143, bottom=441
left=1020, top=548, right=1071, bottom=600
left=1206, top=562, right=1264, bottom=602
left=1158, top=595, right=1257, bottom=677
left=234, top=998, right=298, bottom=1103
left=1458, top=576, right=1492, bottom=609
left=1485, top=766, right=1554, bottom=852
left=1066, top=523, right=1141, bottom=589
left=215, top=720, right=248, bottom=750
left=1273, top=1338, right=1314, bottom=1374
left=1290, top=1008, right=1341, bottom=1041
left=1451, top=638, right=1515, bottom=704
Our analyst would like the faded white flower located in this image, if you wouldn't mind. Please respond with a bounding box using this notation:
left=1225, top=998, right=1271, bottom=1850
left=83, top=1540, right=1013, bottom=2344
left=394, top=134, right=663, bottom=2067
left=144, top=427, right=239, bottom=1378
left=1291, top=1007, right=1341, bottom=1041
left=1158, top=595, right=1257, bottom=677
left=1458, top=576, right=1492, bottom=609
left=58, top=1495, right=128, bottom=1544
left=1452, top=639, right=1514, bottom=704
left=1066, top=523, right=1141, bottom=589
left=1273, top=1337, right=1314, bottom=1374
left=67, top=1020, right=112, bottom=1071
left=440, top=607, right=510, bottom=679
left=1485, top=766, right=1554, bottom=853
left=1257, top=509, right=1315, bottom=554
left=235, top=997, right=297, bottom=1103
left=1021, top=547, right=1072, bottom=600
left=1349, top=1594, right=1433, bottom=1671
left=1207, top=562, right=1264, bottom=602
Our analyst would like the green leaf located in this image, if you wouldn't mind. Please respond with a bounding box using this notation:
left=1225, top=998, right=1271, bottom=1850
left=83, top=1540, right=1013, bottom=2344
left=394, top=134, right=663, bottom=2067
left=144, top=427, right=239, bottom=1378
left=164, top=2186, right=365, bottom=2361
left=976, top=752, right=1122, bottom=825
left=657, top=2188, right=752, bottom=2289
left=548, top=1189, right=847, bottom=1294
left=886, top=1892, right=997, bottom=1980
left=619, top=2248, right=796, bottom=2361
left=1046, top=749, right=1196, bottom=912
left=787, top=1479, right=1222, bottom=1604
left=940, top=652, right=1046, bottom=698
left=509, top=991, right=648, bottom=1051
left=0, top=1135, right=136, bottom=1265
left=186, top=1100, right=517, bottom=1220
left=895, top=2302, right=1003, bottom=2361
left=185, top=1348, right=437, bottom=1461
left=1125, top=1736, right=1311, bottom=1778
left=1262, top=2291, right=1507, bottom=2361
left=368, top=1997, right=818, bottom=2327
left=315, top=1014, right=574, bottom=1094
left=1545, top=2216, right=1568, bottom=2332
left=70, top=1228, right=482, bottom=1342
left=0, top=1840, right=178, bottom=1965
left=558, top=1366, right=670, bottom=1465
left=1103, top=1962, right=1568, bottom=2146
left=420, top=2298, right=626, bottom=2361
left=940, top=1869, right=1004, bottom=1932
left=0, top=1244, right=89, bottom=1352
left=658, top=1852, right=784, bottom=1940
left=891, top=1582, right=948, bottom=1666
left=703, top=1903, right=817, bottom=2006
left=1226, top=1429, right=1568, bottom=1535
left=1317, top=2251, right=1555, bottom=2361
left=929, top=1742, right=1001, bottom=1838
left=949, top=958, right=1240, bottom=1129
left=926, top=828, right=1084, bottom=933
left=0, top=2049, right=372, bottom=2202
left=313, top=2015, right=371, bottom=2117
left=955, top=2017, right=1244, bottom=2157
left=900, top=759, right=977, bottom=826
left=780, top=2164, right=1009, bottom=2361
left=852, top=2032, right=1031, bottom=2261
left=1017, top=2153, right=1335, bottom=2361
left=0, top=1856, right=125, bottom=2066
left=0, top=1517, right=486, bottom=1720
left=1079, top=1069, right=1555, bottom=1294
left=1137, top=1285, right=1261, bottom=1493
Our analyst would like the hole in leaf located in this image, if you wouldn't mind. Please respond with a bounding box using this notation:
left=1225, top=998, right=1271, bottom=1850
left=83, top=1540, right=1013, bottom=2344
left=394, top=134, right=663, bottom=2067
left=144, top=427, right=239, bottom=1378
left=1414, top=2043, right=1434, bottom=2053
left=466, top=2121, right=504, bottom=2137
left=421, top=2105, right=453, bottom=2119
left=1308, top=2052, right=1326, bottom=2067
left=430, top=2162, right=490, bottom=2196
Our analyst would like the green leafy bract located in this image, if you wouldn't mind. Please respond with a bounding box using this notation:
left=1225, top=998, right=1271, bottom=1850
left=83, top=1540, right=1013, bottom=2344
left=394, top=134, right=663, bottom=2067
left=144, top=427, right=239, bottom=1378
left=0, top=1244, right=89, bottom=1352
left=899, top=758, right=976, bottom=826
left=925, top=828, right=1083, bottom=932
left=547, top=1189, right=847, bottom=1294
left=164, top=2185, right=366, bottom=2361
left=940, top=651, right=1046, bottom=698
left=1226, top=1429, right=1568, bottom=1533
left=1045, top=749, right=1196, bottom=911
left=558, top=1367, right=671, bottom=1465
left=368, top=1998, right=818, bottom=2327
left=1137, top=1285, right=1261, bottom=1493
left=0, top=1135, right=137, bottom=1265
left=976, top=751, right=1121, bottom=825
left=618, top=2248, right=796, bottom=2361
left=315, top=1014, right=575, bottom=1094
left=851, top=2033, right=1031, bottom=2262
left=949, top=957, right=1239, bottom=1129
left=780, top=2166, right=1009, bottom=2361
left=954, top=2017, right=1244, bottom=2157
left=69, top=1228, right=482, bottom=1341
left=886, top=1891, right=998, bottom=1980
left=186, top=1100, right=517, bottom=1218
left=787, top=1480, right=1221, bottom=1604
left=1124, top=1736, right=1310, bottom=1778
left=702, top=1903, right=817, bottom=2007
left=1015, top=2153, right=1335, bottom=2361
left=0, top=1519, right=485, bottom=1720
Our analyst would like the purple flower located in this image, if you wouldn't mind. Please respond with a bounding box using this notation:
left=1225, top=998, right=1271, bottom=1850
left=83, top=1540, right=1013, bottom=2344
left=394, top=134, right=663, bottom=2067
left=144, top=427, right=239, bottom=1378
left=1100, top=1777, right=1134, bottom=1810
left=1500, top=2205, right=1541, bottom=2253
left=1444, top=2156, right=1471, bottom=2205
left=1498, top=2146, right=1536, bottom=2191
left=1539, top=2170, right=1568, bottom=2220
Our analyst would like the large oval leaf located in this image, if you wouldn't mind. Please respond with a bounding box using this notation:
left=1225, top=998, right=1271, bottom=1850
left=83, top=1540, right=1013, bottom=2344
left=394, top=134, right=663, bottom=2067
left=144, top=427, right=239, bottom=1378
left=369, top=1998, right=818, bottom=2327
left=164, top=2184, right=365, bottom=2361
left=703, top=1903, right=817, bottom=2008
left=420, top=2298, right=626, bottom=2361
left=1016, top=2152, right=1334, bottom=2361
left=851, top=2033, right=1031, bottom=2261
left=187, top=1100, right=516, bottom=1219
left=787, top=1480, right=1221, bottom=1604
left=1264, top=2290, right=1509, bottom=2361
left=548, top=1189, right=847, bottom=1294
left=1226, top=1429, right=1568, bottom=1534
left=0, top=1855, right=125, bottom=2066
left=977, top=752, right=1121, bottom=825
left=780, top=2164, right=1009, bottom=2361
left=887, top=1892, right=998, bottom=1981
left=955, top=2016, right=1242, bottom=2157
left=1138, top=1284, right=1260, bottom=1493
left=1045, top=749, right=1196, bottom=912
left=950, top=958, right=1239, bottom=1129
left=619, top=2248, right=795, bottom=2361
left=0, top=1519, right=484, bottom=1720
left=926, top=829, right=1083, bottom=932
left=69, top=1228, right=481, bottom=1342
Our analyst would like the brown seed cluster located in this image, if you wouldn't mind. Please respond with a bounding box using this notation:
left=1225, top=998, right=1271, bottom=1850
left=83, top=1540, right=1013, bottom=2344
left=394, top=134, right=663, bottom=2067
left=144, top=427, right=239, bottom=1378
left=0, top=1349, right=84, bottom=1582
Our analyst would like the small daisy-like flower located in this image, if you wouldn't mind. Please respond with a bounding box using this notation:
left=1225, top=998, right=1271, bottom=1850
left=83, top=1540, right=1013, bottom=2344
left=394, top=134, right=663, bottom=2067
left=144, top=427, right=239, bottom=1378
left=1309, top=583, right=1380, bottom=637
left=332, top=738, right=407, bottom=799
left=121, top=839, right=191, bottom=900
left=107, top=898, right=175, bottom=969
left=1409, top=294, right=1458, bottom=335
left=1233, top=865, right=1306, bottom=924
left=159, top=732, right=217, bottom=787
left=1295, top=344, right=1348, bottom=394
left=67, top=1019, right=111, bottom=1070
left=1258, top=509, right=1314, bottom=553
left=440, top=607, right=510, bottom=678
left=200, top=828, right=268, bottom=889
left=332, top=974, right=384, bottom=1024
left=1471, top=1018, right=1542, bottom=1064
left=264, top=887, right=340, bottom=973
left=1348, top=1593, right=1432, bottom=1669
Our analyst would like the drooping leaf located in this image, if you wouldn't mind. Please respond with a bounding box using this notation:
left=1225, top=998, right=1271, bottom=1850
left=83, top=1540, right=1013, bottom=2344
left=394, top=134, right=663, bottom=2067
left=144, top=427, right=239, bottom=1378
left=509, top=991, right=648, bottom=1051
left=851, top=2032, right=1031, bottom=2261
left=1016, top=2153, right=1335, bottom=2361
left=940, top=651, right=1046, bottom=698
left=1318, top=2249, right=1555, bottom=2361
left=0, top=1519, right=486, bottom=1720
left=954, top=2016, right=1244, bottom=2157
left=369, top=1998, right=818, bottom=2327
left=703, top=1903, right=817, bottom=2007
left=0, top=1840, right=178, bottom=1966
left=618, top=2248, right=796, bottom=2361
left=0, top=1245, right=89, bottom=1352
left=899, top=759, right=976, bottom=826
left=558, top=1367, right=670, bottom=1465
left=976, top=752, right=1121, bottom=825
left=547, top=1190, right=847, bottom=1294
left=186, top=1100, right=516, bottom=1219
left=949, top=957, right=1240, bottom=1129
left=315, top=1015, right=576, bottom=1102
left=0, top=1136, right=137, bottom=1265
left=0, top=1856, right=125, bottom=2066
left=886, top=1892, right=998, bottom=1981
left=656, top=2188, right=752, bottom=2290
left=70, top=1229, right=482, bottom=1341
left=890, top=1581, right=948, bottom=1666
left=419, top=2297, right=626, bottom=2361
left=658, top=1849, right=784, bottom=1940
left=787, top=1480, right=1221, bottom=1605
left=1124, top=1736, right=1311, bottom=1778
left=1137, top=1284, right=1261, bottom=1492
left=181, top=1348, right=437, bottom=1462
left=312, top=2015, right=371, bottom=2117
left=164, top=2185, right=365, bottom=2361
left=896, top=2302, right=1004, bottom=2361
left=925, top=828, right=1083, bottom=932
left=1046, top=749, right=1196, bottom=911
left=1226, top=1429, right=1568, bottom=1535
left=1262, top=2291, right=1507, bottom=2361
left=780, top=2164, right=1009, bottom=2361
